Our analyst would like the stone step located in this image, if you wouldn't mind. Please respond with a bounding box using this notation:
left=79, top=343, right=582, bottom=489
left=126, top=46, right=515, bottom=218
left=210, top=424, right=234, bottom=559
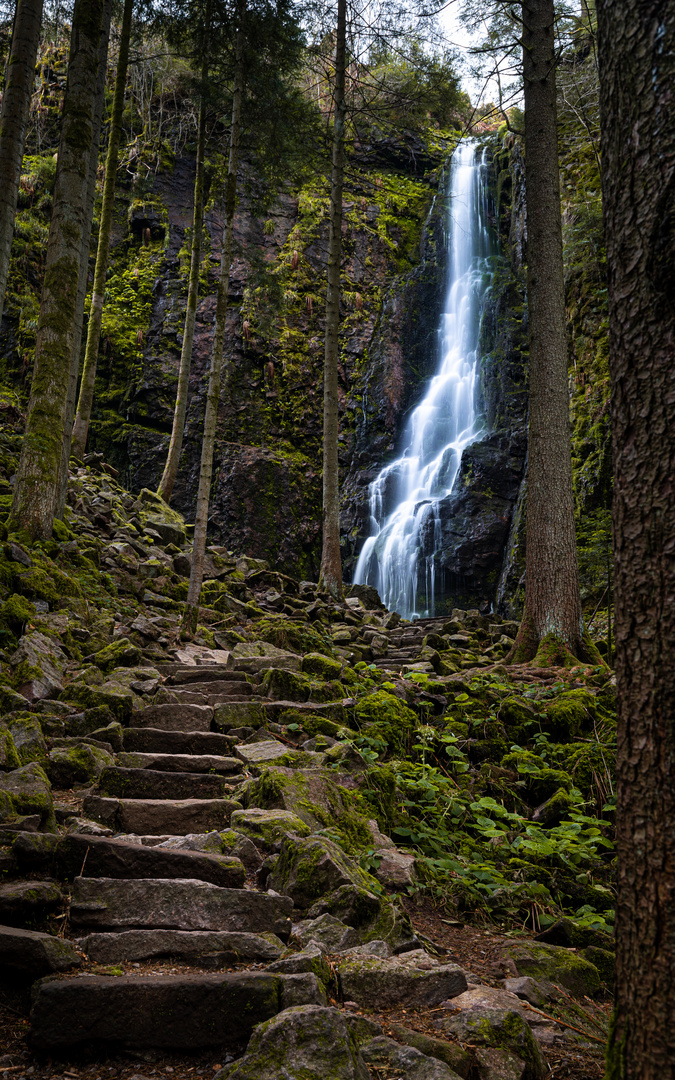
left=134, top=703, right=214, bottom=731
left=117, top=751, right=242, bottom=774
left=45, top=833, right=246, bottom=888
left=83, top=795, right=239, bottom=835
left=212, top=701, right=267, bottom=730
left=234, top=740, right=295, bottom=768
left=123, top=727, right=237, bottom=755
left=95, top=766, right=234, bottom=801
left=30, top=970, right=323, bottom=1052
left=163, top=666, right=244, bottom=685
left=171, top=680, right=253, bottom=697
left=69, top=876, right=294, bottom=936
left=77, top=928, right=285, bottom=965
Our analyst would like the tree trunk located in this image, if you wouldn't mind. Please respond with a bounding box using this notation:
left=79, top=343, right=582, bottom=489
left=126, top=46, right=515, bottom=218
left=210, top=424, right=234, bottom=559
left=317, top=0, right=346, bottom=601
left=9, top=0, right=106, bottom=542
left=181, top=17, right=244, bottom=639
left=508, top=0, right=592, bottom=666
left=597, top=3, right=675, bottom=1077
left=157, top=61, right=208, bottom=503
left=0, top=0, right=44, bottom=326
left=55, top=0, right=112, bottom=518
left=71, top=0, right=134, bottom=462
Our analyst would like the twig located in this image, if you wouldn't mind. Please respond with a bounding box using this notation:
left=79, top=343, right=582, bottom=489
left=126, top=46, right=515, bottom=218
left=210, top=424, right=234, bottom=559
left=521, top=1002, right=605, bottom=1044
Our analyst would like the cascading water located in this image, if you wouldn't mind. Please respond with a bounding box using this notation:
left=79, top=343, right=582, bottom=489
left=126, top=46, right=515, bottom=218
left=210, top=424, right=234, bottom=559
left=353, top=141, right=497, bottom=619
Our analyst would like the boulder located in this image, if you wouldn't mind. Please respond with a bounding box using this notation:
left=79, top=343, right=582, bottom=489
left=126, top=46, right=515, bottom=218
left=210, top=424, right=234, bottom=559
left=0, top=924, right=82, bottom=977
left=360, top=1036, right=464, bottom=1080
left=215, top=1005, right=370, bottom=1080
left=8, top=717, right=47, bottom=766
left=0, top=762, right=55, bottom=829
left=29, top=972, right=300, bottom=1052
left=436, top=988, right=547, bottom=1080
left=232, top=642, right=302, bottom=673
left=78, top=929, right=285, bottom=965
left=374, top=848, right=417, bottom=889
left=386, top=1025, right=474, bottom=1079
left=301, top=653, right=343, bottom=679
left=338, top=950, right=467, bottom=1010
left=69, top=876, right=293, bottom=938
left=230, top=808, right=311, bottom=847
left=0, top=726, right=20, bottom=771
left=235, top=740, right=294, bottom=768
left=474, top=1048, right=530, bottom=1080
left=10, top=631, right=67, bottom=700
left=243, top=766, right=371, bottom=839
left=500, top=942, right=601, bottom=997
left=47, top=744, right=114, bottom=787
left=293, top=913, right=354, bottom=951
left=267, top=834, right=377, bottom=909
left=267, top=943, right=332, bottom=986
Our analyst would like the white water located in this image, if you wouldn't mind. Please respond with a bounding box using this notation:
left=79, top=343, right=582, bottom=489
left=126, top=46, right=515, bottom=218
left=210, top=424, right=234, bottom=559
left=353, top=142, right=496, bottom=619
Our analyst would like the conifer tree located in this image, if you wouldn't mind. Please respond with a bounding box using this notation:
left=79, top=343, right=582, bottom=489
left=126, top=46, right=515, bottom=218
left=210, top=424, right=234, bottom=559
left=71, top=0, right=135, bottom=462
left=0, top=0, right=44, bottom=326
left=9, top=0, right=106, bottom=541
left=317, top=0, right=346, bottom=601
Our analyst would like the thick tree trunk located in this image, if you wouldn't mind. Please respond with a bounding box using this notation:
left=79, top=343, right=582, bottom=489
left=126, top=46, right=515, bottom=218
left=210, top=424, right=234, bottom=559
left=317, top=0, right=346, bottom=601
left=0, top=0, right=44, bottom=326
left=508, top=0, right=592, bottom=666
left=597, top=3, right=675, bottom=1077
left=157, top=66, right=207, bottom=503
left=71, top=0, right=134, bottom=462
left=55, top=0, right=112, bottom=518
left=9, top=0, right=106, bottom=542
left=182, top=20, right=244, bottom=639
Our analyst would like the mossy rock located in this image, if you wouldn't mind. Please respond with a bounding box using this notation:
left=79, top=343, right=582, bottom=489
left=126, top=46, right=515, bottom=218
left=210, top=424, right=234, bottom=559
left=46, top=743, right=115, bottom=787
left=301, top=652, right=343, bottom=679
left=580, top=945, right=614, bottom=990
left=244, top=766, right=373, bottom=853
left=0, top=593, right=37, bottom=638
left=543, top=689, right=598, bottom=739
left=256, top=616, right=333, bottom=656
left=0, top=762, right=55, bottom=830
left=261, top=667, right=311, bottom=702
left=67, top=705, right=118, bottom=738
left=0, top=683, right=32, bottom=713
left=532, top=787, right=576, bottom=826
left=439, top=1000, right=545, bottom=1080
left=284, top=712, right=340, bottom=738
left=267, top=832, right=379, bottom=909
left=501, top=941, right=601, bottom=997
left=92, top=637, right=142, bottom=675
left=8, top=717, right=47, bottom=765
left=0, top=725, right=20, bottom=770
left=230, top=807, right=311, bottom=847
left=354, top=691, right=417, bottom=754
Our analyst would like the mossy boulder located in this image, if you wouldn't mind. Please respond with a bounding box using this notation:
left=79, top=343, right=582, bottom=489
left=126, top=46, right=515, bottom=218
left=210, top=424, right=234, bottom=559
left=0, top=725, right=20, bottom=770
left=580, top=945, right=614, bottom=990
left=532, top=787, right=576, bottom=827
left=354, top=691, right=417, bottom=754
left=92, top=637, right=142, bottom=674
left=9, top=717, right=47, bottom=765
left=0, top=762, right=55, bottom=830
left=0, top=593, right=37, bottom=638
left=267, top=834, right=379, bottom=909
left=500, top=942, right=601, bottom=997
left=438, top=989, right=545, bottom=1080
left=243, top=767, right=372, bottom=852
left=256, top=617, right=333, bottom=657
left=67, top=705, right=118, bottom=738
left=261, top=667, right=311, bottom=702
left=543, top=689, right=598, bottom=739
left=230, top=807, right=311, bottom=847
left=301, top=653, right=343, bottom=679
left=0, top=684, right=32, bottom=713
left=46, top=743, right=115, bottom=788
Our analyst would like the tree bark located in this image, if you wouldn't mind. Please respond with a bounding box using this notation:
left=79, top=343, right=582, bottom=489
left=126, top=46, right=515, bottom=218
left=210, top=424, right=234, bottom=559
left=597, top=2, right=675, bottom=1077
left=157, top=58, right=208, bottom=503
left=508, top=0, right=592, bottom=666
left=71, top=0, right=134, bottom=462
left=0, top=0, right=44, bottom=326
left=182, top=14, right=244, bottom=638
left=55, top=0, right=112, bottom=518
left=9, top=0, right=106, bottom=542
left=317, top=0, right=346, bottom=601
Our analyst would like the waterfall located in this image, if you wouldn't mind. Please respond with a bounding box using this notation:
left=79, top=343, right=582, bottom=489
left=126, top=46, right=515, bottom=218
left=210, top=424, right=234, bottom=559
left=353, top=141, right=496, bottom=619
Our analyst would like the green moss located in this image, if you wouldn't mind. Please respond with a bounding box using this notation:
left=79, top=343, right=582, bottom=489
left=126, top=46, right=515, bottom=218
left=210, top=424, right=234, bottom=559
left=354, top=691, right=417, bottom=754
left=0, top=593, right=37, bottom=638
left=544, top=689, right=598, bottom=739
left=92, top=636, right=142, bottom=674
left=301, top=652, right=342, bottom=679
left=0, top=726, right=21, bottom=770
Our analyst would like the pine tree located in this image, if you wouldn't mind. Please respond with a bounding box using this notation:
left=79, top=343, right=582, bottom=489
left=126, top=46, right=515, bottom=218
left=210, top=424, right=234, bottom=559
left=0, top=0, right=45, bottom=326
left=598, top=1, right=675, bottom=1075
left=9, top=0, right=107, bottom=541
left=317, top=0, right=346, bottom=601
left=71, top=0, right=135, bottom=462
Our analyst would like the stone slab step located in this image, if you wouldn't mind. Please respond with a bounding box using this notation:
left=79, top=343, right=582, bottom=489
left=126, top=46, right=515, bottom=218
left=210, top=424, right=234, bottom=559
left=134, top=703, right=213, bottom=731
left=69, top=876, right=294, bottom=936
left=233, top=740, right=293, bottom=767
left=95, top=766, right=231, bottom=801
left=83, top=795, right=240, bottom=835
left=264, top=700, right=346, bottom=722
left=0, top=923, right=82, bottom=978
left=77, top=928, right=285, bottom=965
left=164, top=667, right=246, bottom=685
left=30, top=970, right=323, bottom=1052
left=49, top=833, right=245, bottom=888
left=172, top=680, right=253, bottom=697
left=117, top=751, right=242, bottom=774
left=123, top=727, right=237, bottom=755
left=212, top=701, right=267, bottom=730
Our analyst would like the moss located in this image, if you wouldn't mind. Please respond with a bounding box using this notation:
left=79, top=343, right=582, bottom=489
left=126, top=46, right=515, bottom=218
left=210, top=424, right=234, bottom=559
left=0, top=593, right=37, bottom=638
left=301, top=652, right=342, bottom=679
left=504, top=941, right=602, bottom=998
left=9, top=717, right=47, bottom=765
left=544, top=689, right=598, bottom=739
left=0, top=726, right=21, bottom=770
left=256, top=616, right=333, bottom=657
left=92, top=636, right=142, bottom=674
left=354, top=691, right=417, bottom=755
